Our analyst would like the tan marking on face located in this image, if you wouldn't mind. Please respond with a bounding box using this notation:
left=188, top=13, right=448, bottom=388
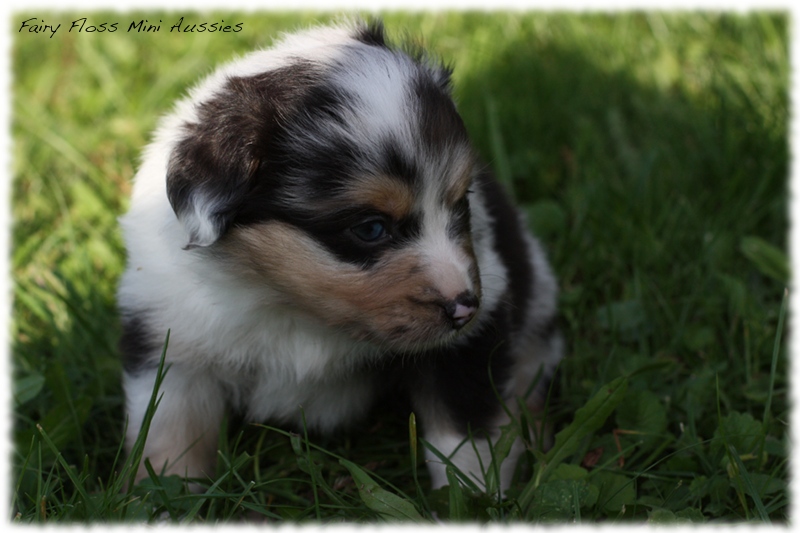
left=296, top=174, right=416, bottom=220
left=442, top=150, right=475, bottom=205
left=348, top=175, right=415, bottom=220
left=314, top=174, right=415, bottom=221
left=219, top=221, right=477, bottom=350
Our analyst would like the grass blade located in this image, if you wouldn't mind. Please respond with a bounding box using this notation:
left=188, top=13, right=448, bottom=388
left=408, top=413, right=432, bottom=516
left=729, top=445, right=771, bottom=523
left=121, top=332, right=171, bottom=499
left=445, top=466, right=468, bottom=520
left=340, top=459, right=427, bottom=522
left=35, top=424, right=97, bottom=518
left=419, top=438, right=481, bottom=493
left=519, top=376, right=628, bottom=511
left=739, top=236, right=789, bottom=285
left=485, top=96, right=514, bottom=192
left=484, top=421, right=520, bottom=496
left=759, top=287, right=787, bottom=461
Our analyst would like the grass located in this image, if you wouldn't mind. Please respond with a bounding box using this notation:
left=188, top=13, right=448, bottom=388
left=10, top=10, right=789, bottom=523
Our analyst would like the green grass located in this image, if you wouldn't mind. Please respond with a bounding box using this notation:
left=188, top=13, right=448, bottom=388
left=11, top=10, right=789, bottom=523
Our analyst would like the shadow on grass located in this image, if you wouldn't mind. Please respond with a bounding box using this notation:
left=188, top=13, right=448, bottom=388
left=454, top=16, right=788, bottom=518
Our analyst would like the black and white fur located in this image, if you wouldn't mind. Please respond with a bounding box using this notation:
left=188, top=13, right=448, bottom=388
left=118, top=20, right=562, bottom=492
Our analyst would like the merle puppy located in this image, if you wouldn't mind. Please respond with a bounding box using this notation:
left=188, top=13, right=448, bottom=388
left=118, top=20, right=562, bottom=491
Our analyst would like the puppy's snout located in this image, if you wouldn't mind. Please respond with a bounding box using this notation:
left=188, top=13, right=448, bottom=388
left=445, top=292, right=479, bottom=329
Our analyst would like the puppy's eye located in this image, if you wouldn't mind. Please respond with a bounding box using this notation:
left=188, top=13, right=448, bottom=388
left=351, top=220, right=389, bottom=243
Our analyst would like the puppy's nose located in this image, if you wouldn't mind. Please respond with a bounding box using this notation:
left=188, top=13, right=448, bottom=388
left=445, top=292, right=479, bottom=329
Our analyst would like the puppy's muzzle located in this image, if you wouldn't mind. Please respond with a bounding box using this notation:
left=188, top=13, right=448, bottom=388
left=444, top=291, right=479, bottom=329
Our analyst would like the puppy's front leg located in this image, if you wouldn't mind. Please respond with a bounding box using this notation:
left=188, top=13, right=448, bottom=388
left=420, top=415, right=525, bottom=495
left=409, top=353, right=525, bottom=495
left=123, top=364, right=225, bottom=484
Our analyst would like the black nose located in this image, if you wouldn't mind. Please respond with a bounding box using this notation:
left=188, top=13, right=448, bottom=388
left=445, top=292, right=479, bottom=329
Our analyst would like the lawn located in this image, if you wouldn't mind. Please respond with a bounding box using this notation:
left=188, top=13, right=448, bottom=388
left=10, top=10, right=789, bottom=523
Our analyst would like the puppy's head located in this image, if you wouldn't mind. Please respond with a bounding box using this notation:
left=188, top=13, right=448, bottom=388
left=166, top=21, right=481, bottom=351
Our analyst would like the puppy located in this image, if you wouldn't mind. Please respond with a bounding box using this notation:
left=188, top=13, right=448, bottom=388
left=118, top=19, right=562, bottom=492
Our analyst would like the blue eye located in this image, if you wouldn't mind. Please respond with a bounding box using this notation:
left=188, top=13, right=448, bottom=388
left=351, top=220, right=388, bottom=242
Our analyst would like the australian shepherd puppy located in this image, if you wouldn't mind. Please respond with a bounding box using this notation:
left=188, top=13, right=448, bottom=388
left=118, top=19, right=562, bottom=492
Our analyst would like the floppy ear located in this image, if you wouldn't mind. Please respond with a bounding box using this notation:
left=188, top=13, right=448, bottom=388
left=166, top=66, right=315, bottom=248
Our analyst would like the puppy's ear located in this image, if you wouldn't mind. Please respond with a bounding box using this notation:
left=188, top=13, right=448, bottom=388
left=166, top=67, right=314, bottom=248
